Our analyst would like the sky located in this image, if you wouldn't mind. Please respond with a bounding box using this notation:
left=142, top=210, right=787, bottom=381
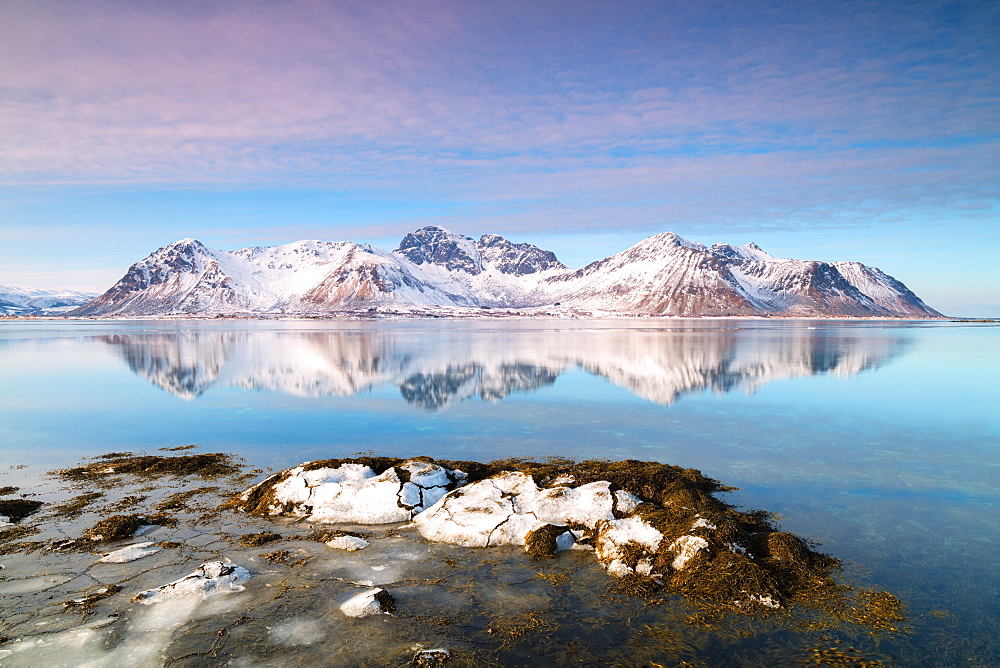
left=1, top=0, right=997, bottom=316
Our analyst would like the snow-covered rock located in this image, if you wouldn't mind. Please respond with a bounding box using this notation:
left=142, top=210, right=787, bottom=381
left=339, top=588, right=395, bottom=617
left=232, top=459, right=466, bottom=524
left=592, top=516, right=665, bottom=577
left=411, top=471, right=673, bottom=577
left=132, top=561, right=249, bottom=603
left=326, top=535, right=369, bottom=551
left=666, top=535, right=710, bottom=570
left=413, top=472, right=642, bottom=554
left=230, top=457, right=875, bottom=613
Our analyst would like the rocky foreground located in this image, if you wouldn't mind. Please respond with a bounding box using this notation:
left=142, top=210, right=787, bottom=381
left=229, top=456, right=882, bottom=617
left=0, top=452, right=908, bottom=665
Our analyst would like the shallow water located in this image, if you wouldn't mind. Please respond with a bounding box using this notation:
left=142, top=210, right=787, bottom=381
left=0, top=318, right=997, bottom=665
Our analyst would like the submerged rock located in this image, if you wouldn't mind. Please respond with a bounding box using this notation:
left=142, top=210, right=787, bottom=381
left=133, top=561, right=250, bottom=603
left=412, top=647, right=451, bottom=665
left=340, top=587, right=395, bottom=617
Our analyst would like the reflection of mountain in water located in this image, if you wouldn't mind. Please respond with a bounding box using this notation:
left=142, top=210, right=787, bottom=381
left=100, top=327, right=907, bottom=408
left=399, top=363, right=562, bottom=409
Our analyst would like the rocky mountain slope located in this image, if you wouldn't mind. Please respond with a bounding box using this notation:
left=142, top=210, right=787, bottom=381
left=70, top=226, right=942, bottom=317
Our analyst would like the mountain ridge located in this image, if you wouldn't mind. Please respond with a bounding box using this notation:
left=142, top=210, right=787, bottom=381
left=69, top=226, right=943, bottom=318
left=0, top=285, right=98, bottom=316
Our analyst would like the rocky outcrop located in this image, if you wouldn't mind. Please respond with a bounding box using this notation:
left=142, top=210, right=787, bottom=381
left=477, top=233, right=566, bottom=275
left=228, top=458, right=468, bottom=524
left=228, top=457, right=858, bottom=613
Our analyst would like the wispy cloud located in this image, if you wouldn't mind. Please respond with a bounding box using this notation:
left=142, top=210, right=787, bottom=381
left=1, top=0, right=997, bottom=235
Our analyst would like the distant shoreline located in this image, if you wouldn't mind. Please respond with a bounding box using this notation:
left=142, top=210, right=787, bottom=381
left=0, top=312, right=961, bottom=322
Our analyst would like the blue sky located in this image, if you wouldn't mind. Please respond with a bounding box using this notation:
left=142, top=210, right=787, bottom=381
left=1, top=0, right=997, bottom=315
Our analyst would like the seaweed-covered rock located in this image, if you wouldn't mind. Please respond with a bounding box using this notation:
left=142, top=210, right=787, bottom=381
left=229, top=457, right=897, bottom=619
left=524, top=523, right=574, bottom=559
left=88, top=513, right=178, bottom=542
left=413, top=648, right=451, bottom=665
left=238, top=531, right=282, bottom=547
left=0, top=498, right=44, bottom=525
left=57, top=453, right=240, bottom=481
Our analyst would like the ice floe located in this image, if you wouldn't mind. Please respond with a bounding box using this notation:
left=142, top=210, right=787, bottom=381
left=133, top=561, right=250, bottom=603
left=98, top=541, right=160, bottom=563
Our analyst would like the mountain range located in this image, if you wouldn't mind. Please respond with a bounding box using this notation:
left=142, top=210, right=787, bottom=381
left=69, top=226, right=941, bottom=317
left=0, top=285, right=97, bottom=316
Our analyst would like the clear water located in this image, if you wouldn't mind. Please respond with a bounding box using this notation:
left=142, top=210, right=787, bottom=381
left=1, top=318, right=997, bottom=665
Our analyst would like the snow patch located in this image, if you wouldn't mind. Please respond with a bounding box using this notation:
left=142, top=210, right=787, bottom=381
left=668, top=535, right=709, bottom=570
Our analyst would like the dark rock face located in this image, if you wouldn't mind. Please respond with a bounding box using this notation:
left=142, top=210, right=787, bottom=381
left=709, top=242, right=760, bottom=261
left=477, top=234, right=566, bottom=275
left=709, top=243, right=741, bottom=261
left=395, top=226, right=482, bottom=274
left=393, top=226, right=566, bottom=276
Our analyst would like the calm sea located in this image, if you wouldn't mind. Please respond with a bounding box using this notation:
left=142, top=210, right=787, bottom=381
left=1, top=318, right=997, bottom=664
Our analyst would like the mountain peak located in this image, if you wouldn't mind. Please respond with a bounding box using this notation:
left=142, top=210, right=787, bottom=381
left=166, top=238, right=206, bottom=249
left=631, top=232, right=707, bottom=253
left=476, top=234, right=566, bottom=276
left=709, top=241, right=782, bottom=262
left=395, top=226, right=482, bottom=274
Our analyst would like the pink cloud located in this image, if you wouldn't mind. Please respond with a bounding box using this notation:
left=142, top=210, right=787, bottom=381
left=0, top=0, right=996, bottom=237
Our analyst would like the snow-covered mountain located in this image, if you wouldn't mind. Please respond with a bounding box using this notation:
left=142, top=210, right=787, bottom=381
left=0, top=285, right=97, bottom=316
left=70, top=226, right=942, bottom=317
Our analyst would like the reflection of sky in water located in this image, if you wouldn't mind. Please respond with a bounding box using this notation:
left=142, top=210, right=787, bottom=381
left=1, top=319, right=998, bottom=659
